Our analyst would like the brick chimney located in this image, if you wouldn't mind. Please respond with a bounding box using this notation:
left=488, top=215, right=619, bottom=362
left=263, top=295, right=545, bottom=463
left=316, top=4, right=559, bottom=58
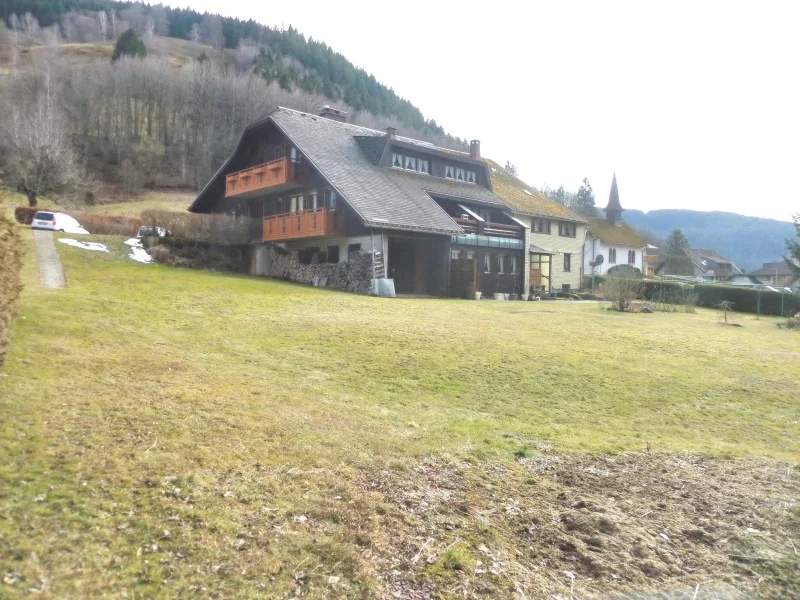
left=385, top=126, right=396, bottom=138
left=319, top=105, right=347, bottom=122
left=470, top=140, right=481, bottom=160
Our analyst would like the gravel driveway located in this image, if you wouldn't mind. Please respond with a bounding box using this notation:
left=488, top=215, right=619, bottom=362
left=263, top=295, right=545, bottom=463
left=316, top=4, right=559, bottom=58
left=32, top=230, right=66, bottom=289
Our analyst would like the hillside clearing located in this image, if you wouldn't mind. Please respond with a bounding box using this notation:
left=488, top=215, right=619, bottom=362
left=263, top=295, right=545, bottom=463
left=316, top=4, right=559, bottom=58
left=1, top=233, right=798, bottom=598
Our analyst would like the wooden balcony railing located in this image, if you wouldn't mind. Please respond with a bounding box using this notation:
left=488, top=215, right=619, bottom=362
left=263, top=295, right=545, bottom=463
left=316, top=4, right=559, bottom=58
left=453, top=217, right=523, bottom=239
left=263, top=207, right=346, bottom=242
left=226, top=157, right=295, bottom=198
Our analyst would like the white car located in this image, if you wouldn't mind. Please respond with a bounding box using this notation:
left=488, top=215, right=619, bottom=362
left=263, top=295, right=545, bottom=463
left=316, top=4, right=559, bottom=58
left=31, top=211, right=89, bottom=235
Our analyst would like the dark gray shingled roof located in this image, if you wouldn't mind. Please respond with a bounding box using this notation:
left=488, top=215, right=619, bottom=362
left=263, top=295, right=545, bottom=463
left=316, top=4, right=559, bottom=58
left=270, top=108, right=511, bottom=234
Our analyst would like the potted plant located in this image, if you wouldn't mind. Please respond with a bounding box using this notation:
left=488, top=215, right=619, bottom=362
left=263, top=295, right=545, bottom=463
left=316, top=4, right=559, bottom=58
left=493, top=270, right=504, bottom=300
left=474, top=291, right=482, bottom=300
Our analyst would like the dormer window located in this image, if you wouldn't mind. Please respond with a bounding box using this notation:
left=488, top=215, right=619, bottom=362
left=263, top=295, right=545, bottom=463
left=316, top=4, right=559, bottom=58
left=446, top=165, right=477, bottom=184
left=392, top=152, right=429, bottom=174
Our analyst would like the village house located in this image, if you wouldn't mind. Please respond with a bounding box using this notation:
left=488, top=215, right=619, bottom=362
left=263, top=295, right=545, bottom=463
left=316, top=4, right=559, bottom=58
left=748, top=260, right=800, bottom=290
left=681, top=248, right=743, bottom=283
left=190, top=106, right=584, bottom=297
left=582, top=174, right=646, bottom=281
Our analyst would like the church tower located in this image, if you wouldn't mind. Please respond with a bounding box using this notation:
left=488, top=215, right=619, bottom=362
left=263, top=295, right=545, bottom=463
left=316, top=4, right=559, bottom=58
left=605, top=172, right=623, bottom=225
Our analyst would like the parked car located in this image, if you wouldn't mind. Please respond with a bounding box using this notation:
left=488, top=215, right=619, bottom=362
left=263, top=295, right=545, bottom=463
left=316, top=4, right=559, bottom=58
left=31, top=211, right=89, bottom=235
left=136, top=225, right=168, bottom=238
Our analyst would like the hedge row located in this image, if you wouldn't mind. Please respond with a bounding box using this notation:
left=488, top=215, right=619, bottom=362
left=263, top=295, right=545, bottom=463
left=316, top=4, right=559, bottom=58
left=14, top=206, right=141, bottom=236
left=640, top=280, right=689, bottom=301
left=695, top=284, right=800, bottom=316
left=0, top=214, right=23, bottom=370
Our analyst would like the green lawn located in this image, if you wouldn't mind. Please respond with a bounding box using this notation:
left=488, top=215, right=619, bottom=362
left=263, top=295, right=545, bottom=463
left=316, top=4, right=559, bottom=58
left=1, top=233, right=798, bottom=598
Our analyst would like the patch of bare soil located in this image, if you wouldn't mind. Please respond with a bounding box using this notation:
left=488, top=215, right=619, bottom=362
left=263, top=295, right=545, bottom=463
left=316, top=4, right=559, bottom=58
left=358, top=453, right=799, bottom=599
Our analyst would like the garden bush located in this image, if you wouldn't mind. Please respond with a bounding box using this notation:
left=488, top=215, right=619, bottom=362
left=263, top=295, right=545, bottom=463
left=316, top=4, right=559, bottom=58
left=0, top=214, right=22, bottom=370
left=640, top=280, right=689, bottom=301
left=607, top=264, right=642, bottom=278
left=149, top=237, right=251, bottom=273
left=14, top=206, right=37, bottom=225
left=695, top=284, right=800, bottom=316
left=14, top=206, right=141, bottom=235
left=141, top=210, right=261, bottom=244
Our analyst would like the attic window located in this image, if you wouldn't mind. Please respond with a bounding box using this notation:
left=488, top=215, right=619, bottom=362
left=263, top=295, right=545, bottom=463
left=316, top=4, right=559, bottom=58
left=446, top=165, right=477, bottom=184
left=392, top=152, right=429, bottom=174
left=523, top=189, right=532, bottom=196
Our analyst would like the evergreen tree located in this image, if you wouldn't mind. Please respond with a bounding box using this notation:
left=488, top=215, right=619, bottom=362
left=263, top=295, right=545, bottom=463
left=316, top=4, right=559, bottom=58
left=664, top=229, right=690, bottom=256
left=112, top=29, right=147, bottom=62
left=574, top=178, right=596, bottom=216
left=785, top=214, right=800, bottom=273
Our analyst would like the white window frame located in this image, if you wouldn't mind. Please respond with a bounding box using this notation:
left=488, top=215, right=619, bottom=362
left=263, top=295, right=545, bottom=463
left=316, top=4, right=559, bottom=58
left=404, top=155, right=416, bottom=171
left=392, top=153, right=403, bottom=168
left=498, top=253, right=506, bottom=274
left=455, top=167, right=466, bottom=181
left=417, top=159, right=429, bottom=174
left=484, top=253, right=492, bottom=273
left=445, top=165, right=455, bottom=179
left=466, top=170, right=476, bottom=184
left=510, top=255, right=518, bottom=274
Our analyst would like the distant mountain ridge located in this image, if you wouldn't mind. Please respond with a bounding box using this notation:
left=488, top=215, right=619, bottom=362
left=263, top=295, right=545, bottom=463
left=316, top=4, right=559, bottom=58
left=622, top=209, right=794, bottom=272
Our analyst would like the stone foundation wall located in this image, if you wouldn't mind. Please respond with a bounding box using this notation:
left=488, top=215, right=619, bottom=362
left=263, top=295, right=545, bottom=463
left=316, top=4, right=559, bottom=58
left=266, top=248, right=373, bottom=295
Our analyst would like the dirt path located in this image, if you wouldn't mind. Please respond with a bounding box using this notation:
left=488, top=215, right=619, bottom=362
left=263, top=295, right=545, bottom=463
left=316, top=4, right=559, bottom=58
left=32, top=230, right=66, bottom=289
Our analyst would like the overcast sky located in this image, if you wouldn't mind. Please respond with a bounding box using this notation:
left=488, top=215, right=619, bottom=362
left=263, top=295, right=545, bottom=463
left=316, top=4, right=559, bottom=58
left=180, top=0, right=798, bottom=222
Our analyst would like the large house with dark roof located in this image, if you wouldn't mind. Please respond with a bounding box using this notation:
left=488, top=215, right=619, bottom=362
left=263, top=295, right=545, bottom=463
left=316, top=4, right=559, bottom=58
left=582, top=174, right=647, bottom=278
left=748, top=260, right=800, bottom=290
left=191, top=106, right=585, bottom=297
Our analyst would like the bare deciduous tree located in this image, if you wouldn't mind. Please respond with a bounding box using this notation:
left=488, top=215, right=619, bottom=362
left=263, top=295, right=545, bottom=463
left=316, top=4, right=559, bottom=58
left=0, top=73, right=79, bottom=206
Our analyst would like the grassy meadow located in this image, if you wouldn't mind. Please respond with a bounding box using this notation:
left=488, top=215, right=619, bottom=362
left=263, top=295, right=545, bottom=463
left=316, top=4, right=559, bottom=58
left=1, top=232, right=798, bottom=598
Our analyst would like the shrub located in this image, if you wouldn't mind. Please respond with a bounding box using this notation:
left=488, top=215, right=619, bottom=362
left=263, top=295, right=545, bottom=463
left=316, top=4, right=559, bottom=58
left=607, top=264, right=642, bottom=278
left=14, top=206, right=141, bottom=235
left=640, top=280, right=689, bottom=301
left=0, top=214, right=23, bottom=370
left=14, top=206, right=37, bottom=225
left=604, top=275, right=644, bottom=312
left=149, top=238, right=251, bottom=273
left=695, top=284, right=800, bottom=316
left=141, top=210, right=261, bottom=244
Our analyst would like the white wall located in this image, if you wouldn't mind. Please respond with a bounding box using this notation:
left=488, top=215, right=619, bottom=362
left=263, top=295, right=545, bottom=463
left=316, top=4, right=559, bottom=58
left=583, top=237, right=646, bottom=276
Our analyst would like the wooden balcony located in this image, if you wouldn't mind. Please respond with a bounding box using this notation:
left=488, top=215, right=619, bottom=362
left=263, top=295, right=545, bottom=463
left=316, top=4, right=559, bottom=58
left=263, top=207, right=346, bottom=242
left=453, top=217, right=523, bottom=239
left=225, top=158, right=296, bottom=199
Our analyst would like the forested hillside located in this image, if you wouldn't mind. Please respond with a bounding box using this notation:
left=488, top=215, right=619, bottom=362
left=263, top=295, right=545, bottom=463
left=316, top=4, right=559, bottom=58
left=623, top=209, right=795, bottom=272
left=0, top=2, right=466, bottom=205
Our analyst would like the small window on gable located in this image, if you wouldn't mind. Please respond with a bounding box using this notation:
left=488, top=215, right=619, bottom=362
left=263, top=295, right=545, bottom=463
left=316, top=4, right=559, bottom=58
left=392, top=153, right=403, bottom=168
left=628, top=250, right=636, bottom=264
left=609, top=248, right=617, bottom=264
left=417, top=159, right=429, bottom=174
left=404, top=155, right=416, bottom=171
left=445, top=165, right=455, bottom=179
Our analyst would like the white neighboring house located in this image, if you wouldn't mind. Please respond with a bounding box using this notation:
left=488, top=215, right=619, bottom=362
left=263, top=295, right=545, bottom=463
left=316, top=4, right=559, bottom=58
left=582, top=173, right=647, bottom=279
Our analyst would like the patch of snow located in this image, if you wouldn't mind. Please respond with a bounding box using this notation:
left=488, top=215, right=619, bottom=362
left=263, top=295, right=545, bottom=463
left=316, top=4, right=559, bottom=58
left=124, top=238, right=141, bottom=247
left=58, top=239, right=108, bottom=252
left=523, top=189, right=533, bottom=196
left=129, top=246, right=153, bottom=264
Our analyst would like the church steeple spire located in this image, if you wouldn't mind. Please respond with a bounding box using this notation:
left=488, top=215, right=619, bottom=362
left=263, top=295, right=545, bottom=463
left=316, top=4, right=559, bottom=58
left=604, top=172, right=623, bottom=224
